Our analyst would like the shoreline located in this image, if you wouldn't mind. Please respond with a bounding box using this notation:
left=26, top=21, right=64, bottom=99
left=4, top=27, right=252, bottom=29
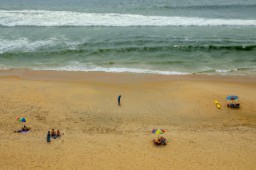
left=0, top=69, right=255, bottom=83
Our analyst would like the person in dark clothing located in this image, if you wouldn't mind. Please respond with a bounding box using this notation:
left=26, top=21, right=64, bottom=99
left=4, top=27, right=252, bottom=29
left=118, top=95, right=121, bottom=106
left=47, top=131, right=51, bottom=143
left=22, top=125, right=28, bottom=131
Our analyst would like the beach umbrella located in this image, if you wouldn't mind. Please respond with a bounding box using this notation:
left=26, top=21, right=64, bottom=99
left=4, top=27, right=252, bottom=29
left=152, top=129, right=165, bottom=138
left=227, top=95, right=238, bottom=104
left=17, top=117, right=27, bottom=122
left=226, top=95, right=238, bottom=100
left=17, top=117, right=27, bottom=126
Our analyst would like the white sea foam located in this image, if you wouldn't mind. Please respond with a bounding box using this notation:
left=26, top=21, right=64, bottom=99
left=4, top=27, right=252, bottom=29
left=215, top=69, right=230, bottom=73
left=0, top=38, right=56, bottom=53
left=33, top=63, right=189, bottom=75
left=0, top=10, right=256, bottom=27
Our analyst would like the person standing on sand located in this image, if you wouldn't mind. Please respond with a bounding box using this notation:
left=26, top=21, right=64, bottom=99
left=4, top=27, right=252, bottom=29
left=47, top=131, right=51, bottom=143
left=118, top=95, right=121, bottom=106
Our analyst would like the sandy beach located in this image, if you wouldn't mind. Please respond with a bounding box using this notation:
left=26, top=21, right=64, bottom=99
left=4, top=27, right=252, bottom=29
left=0, top=70, right=255, bottom=170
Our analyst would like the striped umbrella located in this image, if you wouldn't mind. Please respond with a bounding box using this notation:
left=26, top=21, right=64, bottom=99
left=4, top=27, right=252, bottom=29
left=152, top=128, right=166, bottom=138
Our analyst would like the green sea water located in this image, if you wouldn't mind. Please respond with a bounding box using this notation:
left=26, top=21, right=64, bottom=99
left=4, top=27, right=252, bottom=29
left=0, top=0, right=256, bottom=75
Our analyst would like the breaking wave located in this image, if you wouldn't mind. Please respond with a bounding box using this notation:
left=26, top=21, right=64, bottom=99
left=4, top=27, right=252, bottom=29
left=0, top=10, right=256, bottom=27
left=1, top=40, right=256, bottom=55
left=0, top=38, right=57, bottom=54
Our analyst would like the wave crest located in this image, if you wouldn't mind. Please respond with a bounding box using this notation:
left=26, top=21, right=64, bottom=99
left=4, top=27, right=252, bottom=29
left=0, top=10, right=256, bottom=27
left=1, top=42, right=256, bottom=55
left=0, top=38, right=56, bottom=54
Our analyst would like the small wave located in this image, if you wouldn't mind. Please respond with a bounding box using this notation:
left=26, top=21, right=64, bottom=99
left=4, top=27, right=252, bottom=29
left=206, top=45, right=256, bottom=51
left=196, top=69, right=225, bottom=74
left=1, top=43, right=255, bottom=55
left=236, top=67, right=256, bottom=71
left=146, top=61, right=185, bottom=65
left=81, top=45, right=256, bottom=54
left=196, top=67, right=256, bottom=74
left=33, top=64, right=189, bottom=75
left=0, top=10, right=256, bottom=27
left=157, top=4, right=256, bottom=10
left=0, top=38, right=86, bottom=54
left=172, top=44, right=256, bottom=51
left=4, top=65, right=255, bottom=75
left=0, top=38, right=56, bottom=54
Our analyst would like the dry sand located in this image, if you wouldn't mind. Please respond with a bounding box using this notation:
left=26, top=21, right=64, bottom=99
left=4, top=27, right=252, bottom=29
left=0, top=70, right=255, bottom=170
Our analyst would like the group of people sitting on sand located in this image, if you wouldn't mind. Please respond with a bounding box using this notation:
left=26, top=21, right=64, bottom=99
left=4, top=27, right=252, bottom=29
left=227, top=103, right=240, bottom=108
left=153, top=136, right=167, bottom=145
left=47, top=129, right=62, bottom=142
left=51, top=129, right=61, bottom=138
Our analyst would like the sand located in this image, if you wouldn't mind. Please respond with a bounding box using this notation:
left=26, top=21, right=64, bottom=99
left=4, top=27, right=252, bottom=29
left=0, top=70, right=255, bottom=170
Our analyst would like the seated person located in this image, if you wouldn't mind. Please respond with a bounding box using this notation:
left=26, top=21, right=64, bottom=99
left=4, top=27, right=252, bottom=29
left=51, top=129, right=56, bottom=137
left=56, top=130, right=61, bottom=138
left=159, top=136, right=167, bottom=145
left=22, top=125, right=30, bottom=131
left=14, top=125, right=30, bottom=133
left=153, top=138, right=161, bottom=145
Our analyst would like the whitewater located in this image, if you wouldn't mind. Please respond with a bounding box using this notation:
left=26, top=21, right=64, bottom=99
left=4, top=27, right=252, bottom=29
left=1, top=10, right=256, bottom=27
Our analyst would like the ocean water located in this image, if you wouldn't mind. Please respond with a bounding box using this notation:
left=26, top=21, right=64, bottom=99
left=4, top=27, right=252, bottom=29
left=0, top=0, right=256, bottom=75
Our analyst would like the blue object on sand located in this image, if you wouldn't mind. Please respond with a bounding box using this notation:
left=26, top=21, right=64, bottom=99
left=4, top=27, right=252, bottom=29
left=226, top=95, right=238, bottom=100
left=47, top=133, right=51, bottom=143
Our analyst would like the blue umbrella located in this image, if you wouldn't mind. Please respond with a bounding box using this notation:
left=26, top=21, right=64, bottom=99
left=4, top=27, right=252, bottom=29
left=226, top=95, right=238, bottom=100
left=16, top=117, right=27, bottom=127
left=18, top=117, right=27, bottom=122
